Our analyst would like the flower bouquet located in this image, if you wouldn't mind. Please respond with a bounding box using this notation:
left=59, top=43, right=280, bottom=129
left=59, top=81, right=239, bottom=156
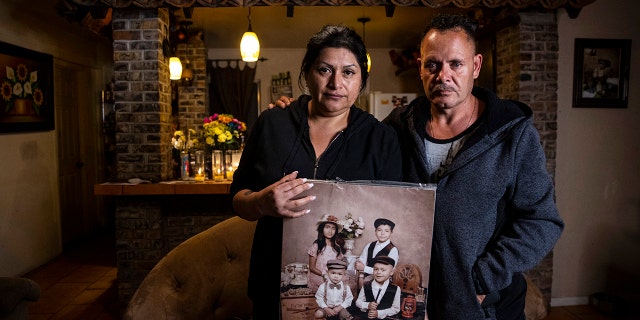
left=338, top=213, right=365, bottom=240
left=171, top=129, right=196, bottom=180
left=200, top=113, right=247, bottom=152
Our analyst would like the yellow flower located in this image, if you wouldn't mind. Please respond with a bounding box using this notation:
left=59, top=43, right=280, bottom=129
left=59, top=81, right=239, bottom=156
left=1, top=81, right=11, bottom=101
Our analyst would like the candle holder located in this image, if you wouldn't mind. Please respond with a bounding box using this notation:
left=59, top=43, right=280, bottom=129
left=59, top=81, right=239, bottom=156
left=212, top=150, right=224, bottom=182
left=194, top=150, right=205, bottom=182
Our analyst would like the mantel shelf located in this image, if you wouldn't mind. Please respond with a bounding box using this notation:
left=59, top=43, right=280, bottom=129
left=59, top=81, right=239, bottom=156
left=94, top=180, right=231, bottom=196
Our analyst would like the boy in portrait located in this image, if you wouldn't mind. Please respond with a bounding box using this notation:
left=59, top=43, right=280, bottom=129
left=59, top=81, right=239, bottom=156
left=314, top=259, right=354, bottom=320
left=353, top=256, right=400, bottom=319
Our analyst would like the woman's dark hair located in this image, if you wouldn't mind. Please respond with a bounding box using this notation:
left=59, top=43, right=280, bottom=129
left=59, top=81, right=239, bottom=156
left=299, top=25, right=369, bottom=93
left=315, top=221, right=345, bottom=255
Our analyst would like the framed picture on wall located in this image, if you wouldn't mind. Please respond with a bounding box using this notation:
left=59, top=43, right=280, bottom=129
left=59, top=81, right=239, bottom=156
left=572, top=38, right=631, bottom=108
left=0, top=41, right=54, bottom=133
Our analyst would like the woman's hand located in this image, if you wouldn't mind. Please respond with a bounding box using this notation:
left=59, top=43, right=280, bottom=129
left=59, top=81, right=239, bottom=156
left=255, top=171, right=315, bottom=218
left=233, top=171, right=315, bottom=220
left=267, top=96, right=295, bottom=109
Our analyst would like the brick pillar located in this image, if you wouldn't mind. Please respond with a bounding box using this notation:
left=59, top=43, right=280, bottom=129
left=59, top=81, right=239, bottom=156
left=174, top=37, right=207, bottom=131
left=112, top=8, right=172, bottom=182
left=495, top=11, right=559, bottom=305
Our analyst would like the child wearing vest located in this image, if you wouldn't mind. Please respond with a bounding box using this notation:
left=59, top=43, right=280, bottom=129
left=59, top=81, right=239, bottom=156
left=353, top=256, right=401, bottom=319
left=354, top=218, right=398, bottom=288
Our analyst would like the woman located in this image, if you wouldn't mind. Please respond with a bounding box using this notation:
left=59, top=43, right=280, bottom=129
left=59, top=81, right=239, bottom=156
left=231, top=25, right=402, bottom=319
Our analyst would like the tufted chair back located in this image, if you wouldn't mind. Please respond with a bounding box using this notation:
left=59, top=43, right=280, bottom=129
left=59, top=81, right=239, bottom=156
left=123, top=216, right=256, bottom=320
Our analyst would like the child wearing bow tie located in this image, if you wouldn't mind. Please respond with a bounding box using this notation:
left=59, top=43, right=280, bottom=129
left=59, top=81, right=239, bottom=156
left=314, top=259, right=354, bottom=320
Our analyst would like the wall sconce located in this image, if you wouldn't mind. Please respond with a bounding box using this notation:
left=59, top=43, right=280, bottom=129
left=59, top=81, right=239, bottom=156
left=358, top=17, right=372, bottom=73
left=240, top=7, right=260, bottom=62
left=169, top=57, right=182, bottom=80
left=178, top=21, right=194, bottom=86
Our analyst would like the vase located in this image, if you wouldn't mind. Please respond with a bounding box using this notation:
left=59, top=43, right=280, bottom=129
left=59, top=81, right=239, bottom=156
left=13, top=98, right=34, bottom=115
left=227, top=149, right=242, bottom=180
left=212, top=150, right=224, bottom=181
left=194, top=150, right=206, bottom=182
left=344, top=239, right=355, bottom=256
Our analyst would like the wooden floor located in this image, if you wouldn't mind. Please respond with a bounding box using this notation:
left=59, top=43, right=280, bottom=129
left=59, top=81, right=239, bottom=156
left=23, top=230, right=121, bottom=320
left=20, top=231, right=631, bottom=320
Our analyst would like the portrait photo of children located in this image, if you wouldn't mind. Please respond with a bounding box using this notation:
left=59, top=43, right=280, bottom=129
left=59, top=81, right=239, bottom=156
left=280, top=180, right=436, bottom=320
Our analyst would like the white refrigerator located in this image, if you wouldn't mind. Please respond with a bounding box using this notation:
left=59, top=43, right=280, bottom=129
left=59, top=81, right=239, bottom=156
left=368, top=91, right=417, bottom=121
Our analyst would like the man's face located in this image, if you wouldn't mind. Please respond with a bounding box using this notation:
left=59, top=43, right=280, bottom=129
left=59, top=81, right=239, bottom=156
left=375, top=224, right=393, bottom=243
left=418, top=29, right=482, bottom=110
left=372, top=263, right=393, bottom=284
left=327, top=268, right=345, bottom=283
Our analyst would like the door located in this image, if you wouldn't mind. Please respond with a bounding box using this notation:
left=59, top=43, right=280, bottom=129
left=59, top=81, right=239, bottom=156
left=56, top=62, right=100, bottom=247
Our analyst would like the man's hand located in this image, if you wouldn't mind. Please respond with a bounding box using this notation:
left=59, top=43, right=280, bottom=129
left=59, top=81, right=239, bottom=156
left=267, top=96, right=294, bottom=109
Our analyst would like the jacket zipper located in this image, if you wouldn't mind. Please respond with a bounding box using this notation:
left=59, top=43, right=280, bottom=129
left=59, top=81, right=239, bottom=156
left=313, top=130, right=344, bottom=179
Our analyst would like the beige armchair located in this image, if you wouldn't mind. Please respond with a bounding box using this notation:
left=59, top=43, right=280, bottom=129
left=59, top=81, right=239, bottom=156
left=0, top=277, right=40, bottom=320
left=123, top=215, right=547, bottom=320
left=123, top=216, right=256, bottom=320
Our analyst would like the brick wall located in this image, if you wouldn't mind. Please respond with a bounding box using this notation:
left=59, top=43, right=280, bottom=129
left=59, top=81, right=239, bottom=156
left=495, top=11, right=558, bottom=304
left=112, top=8, right=173, bottom=182
left=173, top=38, right=207, bottom=132
left=111, top=8, right=219, bottom=307
left=114, top=195, right=233, bottom=305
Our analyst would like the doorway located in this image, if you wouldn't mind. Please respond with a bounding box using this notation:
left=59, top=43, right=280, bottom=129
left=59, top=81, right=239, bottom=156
left=55, top=61, right=103, bottom=248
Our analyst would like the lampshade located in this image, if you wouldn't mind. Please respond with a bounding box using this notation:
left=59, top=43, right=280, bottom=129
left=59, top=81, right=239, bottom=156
left=358, top=17, right=372, bottom=73
left=240, top=7, right=260, bottom=62
left=241, top=31, right=260, bottom=62
left=169, top=57, right=182, bottom=80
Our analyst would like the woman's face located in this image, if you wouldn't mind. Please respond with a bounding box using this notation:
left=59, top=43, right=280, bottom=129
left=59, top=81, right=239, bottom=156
left=306, top=47, right=362, bottom=116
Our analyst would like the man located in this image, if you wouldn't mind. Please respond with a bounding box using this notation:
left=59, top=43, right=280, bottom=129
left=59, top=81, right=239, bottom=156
left=383, top=14, right=564, bottom=319
left=272, top=14, right=564, bottom=320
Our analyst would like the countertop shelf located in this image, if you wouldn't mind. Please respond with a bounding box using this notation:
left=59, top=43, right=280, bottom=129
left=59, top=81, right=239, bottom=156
left=94, top=180, right=231, bottom=195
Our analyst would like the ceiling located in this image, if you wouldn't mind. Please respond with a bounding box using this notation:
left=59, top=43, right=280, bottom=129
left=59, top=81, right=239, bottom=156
left=190, top=6, right=468, bottom=49
left=57, top=0, right=598, bottom=49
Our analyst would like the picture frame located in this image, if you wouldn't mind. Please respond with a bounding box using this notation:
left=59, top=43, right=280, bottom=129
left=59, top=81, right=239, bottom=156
left=572, top=38, right=631, bottom=108
left=281, top=180, right=436, bottom=320
left=0, top=41, right=54, bottom=133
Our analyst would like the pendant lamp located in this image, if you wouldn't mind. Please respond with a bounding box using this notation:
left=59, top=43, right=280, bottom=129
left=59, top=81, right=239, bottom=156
left=358, top=17, right=372, bottom=73
left=240, top=7, right=260, bottom=62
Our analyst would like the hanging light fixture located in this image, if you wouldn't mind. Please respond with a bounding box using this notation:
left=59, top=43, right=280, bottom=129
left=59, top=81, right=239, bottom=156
left=240, top=7, right=260, bottom=62
left=169, top=57, right=182, bottom=80
left=358, top=17, right=372, bottom=73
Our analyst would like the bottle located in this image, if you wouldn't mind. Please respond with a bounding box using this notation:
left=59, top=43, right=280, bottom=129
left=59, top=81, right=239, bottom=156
left=180, top=150, right=190, bottom=180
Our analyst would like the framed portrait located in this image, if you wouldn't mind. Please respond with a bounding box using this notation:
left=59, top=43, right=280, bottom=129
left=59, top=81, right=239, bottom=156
left=0, top=41, right=54, bottom=133
left=572, top=38, right=631, bottom=108
left=281, top=180, right=436, bottom=320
